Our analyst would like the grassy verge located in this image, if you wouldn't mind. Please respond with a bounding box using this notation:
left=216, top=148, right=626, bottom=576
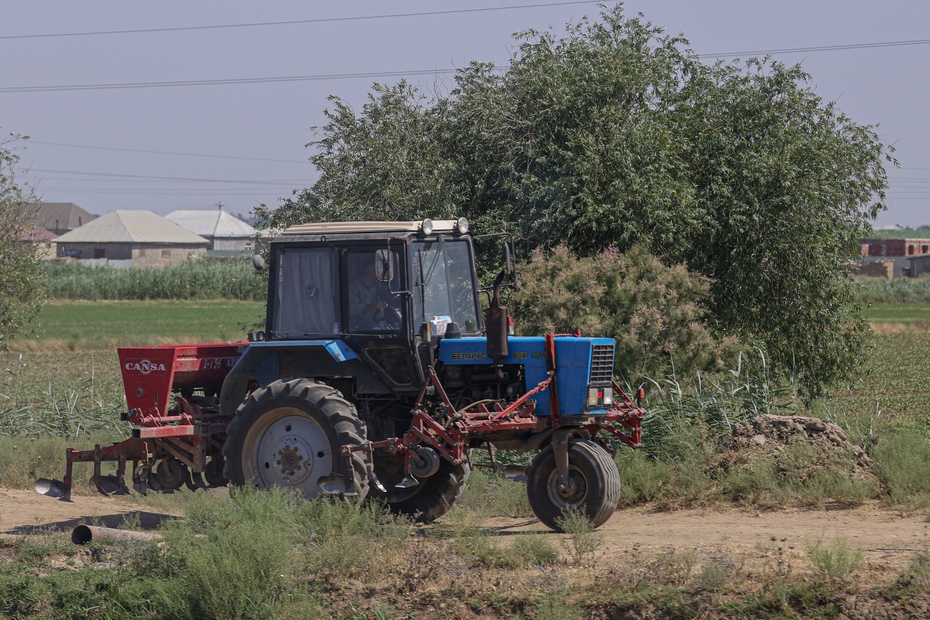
left=1, top=487, right=927, bottom=619
left=12, top=300, right=265, bottom=351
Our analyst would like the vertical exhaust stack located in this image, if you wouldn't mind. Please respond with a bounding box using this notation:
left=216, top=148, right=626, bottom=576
left=486, top=271, right=509, bottom=366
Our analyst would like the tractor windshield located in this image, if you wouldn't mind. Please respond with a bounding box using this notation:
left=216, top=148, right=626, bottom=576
left=410, top=238, right=480, bottom=335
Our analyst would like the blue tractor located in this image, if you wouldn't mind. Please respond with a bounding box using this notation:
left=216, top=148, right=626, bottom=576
left=221, top=218, right=643, bottom=529
left=39, top=218, right=644, bottom=531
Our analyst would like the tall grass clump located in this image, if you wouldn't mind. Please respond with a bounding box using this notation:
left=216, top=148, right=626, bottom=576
left=854, top=275, right=930, bottom=304
left=872, top=431, right=930, bottom=505
left=619, top=350, right=798, bottom=504
left=158, top=487, right=410, bottom=619
left=613, top=349, right=879, bottom=508
left=44, top=258, right=266, bottom=301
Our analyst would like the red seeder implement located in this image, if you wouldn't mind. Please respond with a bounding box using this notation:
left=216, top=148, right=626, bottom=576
left=36, top=343, right=244, bottom=501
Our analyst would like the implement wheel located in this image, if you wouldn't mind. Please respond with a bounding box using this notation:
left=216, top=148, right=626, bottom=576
left=527, top=438, right=621, bottom=531
left=223, top=378, right=371, bottom=500
left=368, top=455, right=470, bottom=523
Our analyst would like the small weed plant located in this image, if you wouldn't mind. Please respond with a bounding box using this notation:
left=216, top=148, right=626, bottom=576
left=806, top=537, right=864, bottom=584
left=554, top=508, right=604, bottom=566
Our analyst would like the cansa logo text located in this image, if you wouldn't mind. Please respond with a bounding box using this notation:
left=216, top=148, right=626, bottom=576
left=124, top=359, right=167, bottom=374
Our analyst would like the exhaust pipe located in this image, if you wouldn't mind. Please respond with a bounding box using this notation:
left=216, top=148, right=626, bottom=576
left=71, top=525, right=162, bottom=545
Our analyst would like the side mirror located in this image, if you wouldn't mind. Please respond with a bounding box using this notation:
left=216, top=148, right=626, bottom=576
left=252, top=254, right=266, bottom=272
left=504, top=243, right=514, bottom=274
left=375, top=249, right=394, bottom=282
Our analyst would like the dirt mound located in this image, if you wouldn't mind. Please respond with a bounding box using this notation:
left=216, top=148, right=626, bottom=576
left=731, top=414, right=878, bottom=482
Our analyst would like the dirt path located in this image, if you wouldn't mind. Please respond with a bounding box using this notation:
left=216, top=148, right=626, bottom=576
left=3, top=488, right=927, bottom=567
left=0, top=488, right=180, bottom=536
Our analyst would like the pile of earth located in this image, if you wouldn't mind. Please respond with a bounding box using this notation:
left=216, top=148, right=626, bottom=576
left=727, top=414, right=879, bottom=485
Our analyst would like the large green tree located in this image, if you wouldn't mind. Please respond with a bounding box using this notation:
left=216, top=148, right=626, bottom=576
left=0, top=133, right=45, bottom=350
left=257, top=6, right=891, bottom=397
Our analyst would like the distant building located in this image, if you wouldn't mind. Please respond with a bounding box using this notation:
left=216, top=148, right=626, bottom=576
left=54, top=210, right=209, bottom=268
left=30, top=202, right=96, bottom=235
left=907, top=255, right=930, bottom=278
left=166, top=209, right=255, bottom=253
left=19, top=225, right=57, bottom=260
left=858, top=237, right=930, bottom=278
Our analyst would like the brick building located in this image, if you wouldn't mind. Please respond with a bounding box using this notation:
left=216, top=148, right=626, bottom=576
left=858, top=237, right=930, bottom=278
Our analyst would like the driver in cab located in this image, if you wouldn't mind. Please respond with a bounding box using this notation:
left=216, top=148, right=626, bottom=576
left=349, top=258, right=395, bottom=330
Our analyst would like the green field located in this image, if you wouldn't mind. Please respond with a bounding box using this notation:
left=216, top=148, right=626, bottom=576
left=14, top=300, right=265, bottom=351
left=861, top=302, right=930, bottom=326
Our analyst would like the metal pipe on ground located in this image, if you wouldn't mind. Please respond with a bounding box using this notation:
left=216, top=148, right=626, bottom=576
left=72, top=525, right=162, bottom=545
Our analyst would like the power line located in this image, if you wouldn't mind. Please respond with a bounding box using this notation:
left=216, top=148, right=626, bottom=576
left=0, top=68, right=465, bottom=93
left=27, top=140, right=308, bottom=164
left=0, top=1, right=599, bottom=41
left=28, top=168, right=308, bottom=185
left=703, top=37, right=930, bottom=59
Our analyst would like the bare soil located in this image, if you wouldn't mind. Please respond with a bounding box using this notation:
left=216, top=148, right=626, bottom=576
left=3, top=487, right=927, bottom=568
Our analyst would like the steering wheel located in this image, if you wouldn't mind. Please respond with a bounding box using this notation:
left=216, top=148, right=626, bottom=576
left=374, top=293, right=403, bottom=330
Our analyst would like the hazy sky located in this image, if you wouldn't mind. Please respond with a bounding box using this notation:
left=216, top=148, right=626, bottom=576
left=2, top=1, right=927, bottom=227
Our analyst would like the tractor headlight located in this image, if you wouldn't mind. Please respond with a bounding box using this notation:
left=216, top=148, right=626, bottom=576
left=587, top=386, right=613, bottom=408
left=420, top=218, right=434, bottom=235
left=456, top=217, right=469, bottom=234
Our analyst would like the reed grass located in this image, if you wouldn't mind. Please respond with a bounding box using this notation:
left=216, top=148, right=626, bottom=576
left=43, top=258, right=266, bottom=301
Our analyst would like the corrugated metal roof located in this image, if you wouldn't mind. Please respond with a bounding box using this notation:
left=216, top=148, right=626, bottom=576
left=166, top=209, right=255, bottom=238
left=54, top=210, right=209, bottom=245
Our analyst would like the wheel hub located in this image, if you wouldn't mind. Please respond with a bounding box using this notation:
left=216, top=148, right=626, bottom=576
left=270, top=437, right=313, bottom=484
left=250, top=412, right=332, bottom=493
left=549, top=467, right=587, bottom=506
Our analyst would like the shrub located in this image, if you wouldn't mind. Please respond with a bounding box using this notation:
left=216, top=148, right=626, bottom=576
left=554, top=508, right=604, bottom=566
left=872, top=431, right=930, bottom=505
left=806, top=538, right=864, bottom=584
left=510, top=245, right=731, bottom=380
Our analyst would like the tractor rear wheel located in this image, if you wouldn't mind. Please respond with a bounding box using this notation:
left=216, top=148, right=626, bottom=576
left=368, top=455, right=470, bottom=522
left=223, top=378, right=371, bottom=500
left=526, top=438, right=621, bottom=531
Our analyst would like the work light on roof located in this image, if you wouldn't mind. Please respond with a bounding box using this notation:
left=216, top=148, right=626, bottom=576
left=420, top=218, right=434, bottom=235
left=456, top=217, right=469, bottom=234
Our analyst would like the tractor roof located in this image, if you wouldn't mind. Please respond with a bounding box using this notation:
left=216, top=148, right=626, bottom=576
left=283, top=220, right=460, bottom=236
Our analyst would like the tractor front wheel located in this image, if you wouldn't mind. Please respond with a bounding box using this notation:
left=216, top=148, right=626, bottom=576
left=223, top=378, right=371, bottom=501
left=526, top=438, right=621, bottom=531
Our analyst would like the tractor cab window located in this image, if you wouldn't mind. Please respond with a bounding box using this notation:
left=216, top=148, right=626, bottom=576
left=346, top=250, right=403, bottom=333
left=410, top=238, right=480, bottom=335
left=272, top=248, right=340, bottom=337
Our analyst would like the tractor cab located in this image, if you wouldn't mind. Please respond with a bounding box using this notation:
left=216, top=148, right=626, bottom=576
left=256, top=218, right=492, bottom=396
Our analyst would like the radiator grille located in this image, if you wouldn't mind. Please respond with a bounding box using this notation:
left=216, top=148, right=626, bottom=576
left=589, top=344, right=615, bottom=384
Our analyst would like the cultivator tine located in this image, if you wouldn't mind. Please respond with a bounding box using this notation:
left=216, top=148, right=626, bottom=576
left=132, top=465, right=151, bottom=496
left=369, top=471, right=387, bottom=493
left=395, top=474, right=420, bottom=489
left=185, top=471, right=207, bottom=491
left=89, top=475, right=121, bottom=496
left=317, top=474, right=355, bottom=495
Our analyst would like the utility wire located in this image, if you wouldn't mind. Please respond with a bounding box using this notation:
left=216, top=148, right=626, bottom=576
left=0, top=1, right=599, bottom=40
left=3, top=36, right=927, bottom=94
left=703, top=37, right=930, bottom=58
left=28, top=168, right=308, bottom=185
left=0, top=68, right=464, bottom=93
left=27, top=140, right=308, bottom=164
